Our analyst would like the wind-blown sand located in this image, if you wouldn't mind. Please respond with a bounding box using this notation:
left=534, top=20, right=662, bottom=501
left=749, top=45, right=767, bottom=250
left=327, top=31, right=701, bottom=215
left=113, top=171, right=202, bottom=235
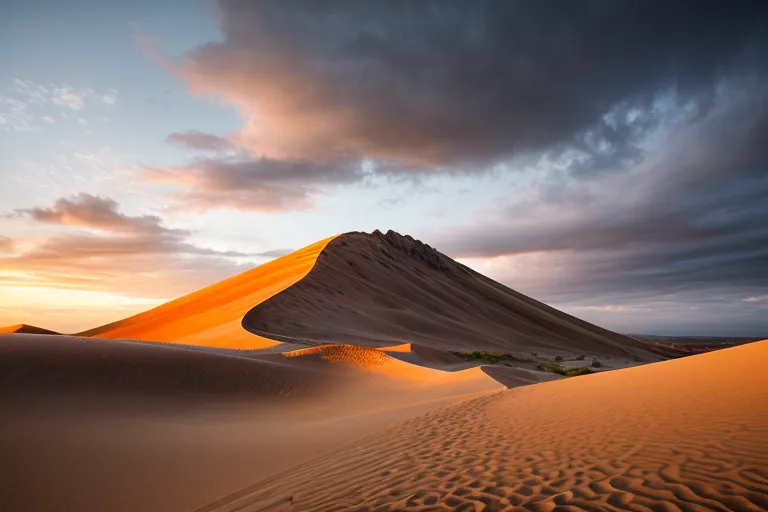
left=79, top=236, right=337, bottom=349
left=244, top=231, right=654, bottom=359
left=199, top=339, right=768, bottom=511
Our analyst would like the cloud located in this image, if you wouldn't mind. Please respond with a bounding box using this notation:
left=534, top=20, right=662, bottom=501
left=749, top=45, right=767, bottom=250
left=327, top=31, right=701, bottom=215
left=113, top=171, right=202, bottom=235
left=254, top=248, right=293, bottom=258
left=166, top=130, right=234, bottom=151
left=50, top=86, right=93, bottom=111
left=434, top=87, right=768, bottom=335
left=102, top=88, right=119, bottom=105
left=164, top=1, right=768, bottom=166
left=0, top=80, right=117, bottom=131
left=15, top=193, right=182, bottom=236
left=139, top=156, right=367, bottom=212
left=0, top=195, right=255, bottom=303
left=0, top=237, right=14, bottom=253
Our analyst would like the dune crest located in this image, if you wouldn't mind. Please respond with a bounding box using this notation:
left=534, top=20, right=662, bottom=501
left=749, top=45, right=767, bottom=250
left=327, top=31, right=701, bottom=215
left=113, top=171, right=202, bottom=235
left=201, top=338, right=768, bottom=511
left=80, top=236, right=337, bottom=349
left=244, top=230, right=655, bottom=359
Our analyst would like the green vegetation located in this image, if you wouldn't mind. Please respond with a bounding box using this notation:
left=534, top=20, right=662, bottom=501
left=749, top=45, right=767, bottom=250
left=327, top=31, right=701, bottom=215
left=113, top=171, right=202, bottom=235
left=563, top=367, right=594, bottom=377
left=535, top=361, right=565, bottom=374
left=450, top=350, right=536, bottom=364
left=451, top=351, right=596, bottom=378
left=536, top=362, right=595, bottom=378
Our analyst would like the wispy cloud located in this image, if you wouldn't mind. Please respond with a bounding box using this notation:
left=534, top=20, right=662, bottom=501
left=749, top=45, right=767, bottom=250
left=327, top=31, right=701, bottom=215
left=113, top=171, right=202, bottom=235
left=138, top=156, right=368, bottom=212
left=165, top=130, right=234, bottom=151
left=0, top=79, right=118, bottom=132
left=1, top=195, right=254, bottom=308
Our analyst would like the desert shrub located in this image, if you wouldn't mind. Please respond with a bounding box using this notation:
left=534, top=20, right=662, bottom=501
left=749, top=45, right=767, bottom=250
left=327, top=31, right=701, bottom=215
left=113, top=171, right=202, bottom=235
left=450, top=351, right=536, bottom=364
left=535, top=361, right=566, bottom=375
left=564, top=367, right=594, bottom=377
left=591, top=359, right=603, bottom=368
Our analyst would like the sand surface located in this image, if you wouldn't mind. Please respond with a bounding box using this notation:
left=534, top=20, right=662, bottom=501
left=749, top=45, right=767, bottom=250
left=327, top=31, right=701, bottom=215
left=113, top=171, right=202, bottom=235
left=244, top=231, right=654, bottom=359
left=78, top=235, right=337, bottom=349
left=0, top=333, right=507, bottom=512
left=199, top=339, right=768, bottom=511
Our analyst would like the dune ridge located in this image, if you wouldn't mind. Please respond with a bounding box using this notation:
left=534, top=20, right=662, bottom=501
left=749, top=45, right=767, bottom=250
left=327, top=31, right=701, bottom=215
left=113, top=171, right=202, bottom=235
left=199, top=338, right=768, bottom=512
left=244, top=230, right=655, bottom=359
left=79, top=236, right=337, bottom=349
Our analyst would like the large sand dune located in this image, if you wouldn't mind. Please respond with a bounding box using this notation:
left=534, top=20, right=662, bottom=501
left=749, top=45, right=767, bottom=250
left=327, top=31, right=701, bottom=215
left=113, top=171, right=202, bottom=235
left=198, top=338, right=768, bottom=511
left=79, top=236, right=337, bottom=349
left=244, top=230, right=654, bottom=359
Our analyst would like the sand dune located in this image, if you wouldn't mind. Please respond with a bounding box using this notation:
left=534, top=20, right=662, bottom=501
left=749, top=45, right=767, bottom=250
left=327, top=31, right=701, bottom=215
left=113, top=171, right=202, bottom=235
left=199, top=338, right=768, bottom=511
left=79, top=236, right=337, bottom=349
left=378, top=343, right=468, bottom=367
left=0, top=323, right=59, bottom=335
left=244, top=230, right=655, bottom=359
left=0, top=333, right=506, bottom=512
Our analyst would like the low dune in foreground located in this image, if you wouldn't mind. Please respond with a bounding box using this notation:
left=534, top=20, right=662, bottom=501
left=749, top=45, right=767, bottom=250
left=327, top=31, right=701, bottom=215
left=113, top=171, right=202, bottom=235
left=201, top=339, right=768, bottom=511
left=0, top=333, right=513, bottom=512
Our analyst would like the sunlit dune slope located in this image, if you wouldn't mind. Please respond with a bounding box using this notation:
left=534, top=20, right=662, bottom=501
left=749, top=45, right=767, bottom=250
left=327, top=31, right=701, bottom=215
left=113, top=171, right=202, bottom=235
left=206, top=339, right=768, bottom=512
left=377, top=342, right=467, bottom=367
left=0, top=324, right=60, bottom=335
left=244, top=230, right=654, bottom=358
left=79, top=236, right=337, bottom=349
left=275, top=344, right=510, bottom=388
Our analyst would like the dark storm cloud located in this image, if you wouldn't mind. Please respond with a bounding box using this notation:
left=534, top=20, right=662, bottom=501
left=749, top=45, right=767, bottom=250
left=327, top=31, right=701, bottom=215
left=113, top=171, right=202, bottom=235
left=149, top=0, right=768, bottom=333
left=174, top=0, right=768, bottom=165
left=433, top=92, right=768, bottom=334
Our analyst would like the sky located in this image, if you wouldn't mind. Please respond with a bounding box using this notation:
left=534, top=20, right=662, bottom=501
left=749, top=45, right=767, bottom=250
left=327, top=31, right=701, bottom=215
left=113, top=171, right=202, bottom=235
left=1, top=0, right=767, bottom=336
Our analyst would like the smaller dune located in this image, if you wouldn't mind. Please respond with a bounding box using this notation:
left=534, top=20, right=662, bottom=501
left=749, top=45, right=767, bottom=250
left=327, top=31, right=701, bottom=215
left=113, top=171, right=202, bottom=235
left=0, top=324, right=60, bottom=335
left=377, top=342, right=467, bottom=367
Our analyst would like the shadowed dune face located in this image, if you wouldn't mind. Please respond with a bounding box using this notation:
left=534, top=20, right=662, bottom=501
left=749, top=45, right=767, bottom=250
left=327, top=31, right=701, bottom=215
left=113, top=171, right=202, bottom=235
left=201, top=339, right=768, bottom=512
left=79, top=236, right=337, bottom=349
left=244, top=230, right=654, bottom=358
left=0, top=333, right=507, bottom=512
left=0, top=324, right=60, bottom=335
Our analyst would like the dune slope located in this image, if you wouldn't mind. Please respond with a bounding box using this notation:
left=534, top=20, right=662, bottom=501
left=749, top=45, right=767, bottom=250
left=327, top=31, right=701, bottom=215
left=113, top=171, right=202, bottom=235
left=0, top=323, right=59, bottom=335
left=0, top=334, right=507, bottom=512
left=201, top=338, right=768, bottom=512
left=80, top=236, right=337, bottom=349
left=244, top=230, right=654, bottom=358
